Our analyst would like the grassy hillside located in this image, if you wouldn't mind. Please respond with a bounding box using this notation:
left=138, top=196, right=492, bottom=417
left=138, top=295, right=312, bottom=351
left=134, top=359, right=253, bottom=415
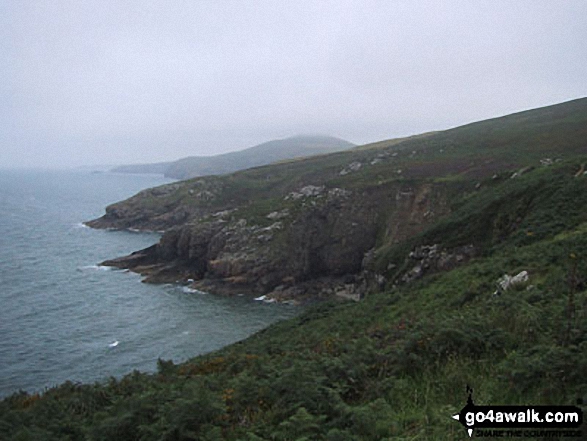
left=3, top=158, right=587, bottom=440
left=4, top=98, right=587, bottom=439
left=85, top=98, right=587, bottom=304
left=91, top=98, right=587, bottom=232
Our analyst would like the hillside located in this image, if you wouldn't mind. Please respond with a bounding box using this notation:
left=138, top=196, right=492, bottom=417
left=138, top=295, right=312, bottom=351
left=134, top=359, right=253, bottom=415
left=3, top=117, right=587, bottom=438
left=3, top=98, right=587, bottom=439
left=111, top=135, right=355, bottom=179
left=86, top=98, right=587, bottom=302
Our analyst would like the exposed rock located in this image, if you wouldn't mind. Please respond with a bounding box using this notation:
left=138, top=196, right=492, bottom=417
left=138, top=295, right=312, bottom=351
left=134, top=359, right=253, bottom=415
left=339, top=161, right=362, bottom=175
left=374, top=273, right=386, bottom=289
left=145, top=183, right=181, bottom=197
left=361, top=248, right=375, bottom=268
left=86, top=98, right=587, bottom=305
left=84, top=179, right=225, bottom=231
left=494, top=270, right=529, bottom=295
left=510, top=166, right=534, bottom=179
left=266, top=209, right=290, bottom=220
left=327, top=188, right=351, bottom=199
left=400, top=244, right=476, bottom=284
left=334, top=284, right=362, bottom=301
left=213, top=209, right=236, bottom=218
left=91, top=171, right=456, bottom=303
left=285, top=185, right=325, bottom=200
left=100, top=190, right=386, bottom=302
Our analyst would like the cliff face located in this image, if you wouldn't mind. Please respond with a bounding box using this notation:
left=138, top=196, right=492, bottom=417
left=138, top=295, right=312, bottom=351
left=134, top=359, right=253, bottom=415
left=99, top=181, right=451, bottom=301
left=85, top=181, right=214, bottom=231
left=87, top=98, right=587, bottom=302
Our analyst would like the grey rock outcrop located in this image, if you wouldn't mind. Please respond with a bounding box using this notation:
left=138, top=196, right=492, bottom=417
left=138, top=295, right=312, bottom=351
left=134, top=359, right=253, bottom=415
left=400, top=244, right=476, bottom=284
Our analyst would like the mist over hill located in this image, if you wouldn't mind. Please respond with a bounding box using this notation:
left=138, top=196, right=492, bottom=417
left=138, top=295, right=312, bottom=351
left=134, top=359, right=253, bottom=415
left=111, top=135, right=355, bottom=179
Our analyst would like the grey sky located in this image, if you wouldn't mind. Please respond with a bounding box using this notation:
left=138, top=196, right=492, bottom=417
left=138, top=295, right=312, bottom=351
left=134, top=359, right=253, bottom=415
left=1, top=0, right=586, bottom=168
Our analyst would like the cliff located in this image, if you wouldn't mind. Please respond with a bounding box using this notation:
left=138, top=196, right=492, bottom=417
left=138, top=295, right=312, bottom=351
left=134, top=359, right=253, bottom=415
left=87, top=98, right=587, bottom=302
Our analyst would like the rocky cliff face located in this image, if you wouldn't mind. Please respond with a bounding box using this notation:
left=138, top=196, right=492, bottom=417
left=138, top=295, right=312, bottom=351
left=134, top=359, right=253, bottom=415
left=97, top=180, right=451, bottom=302
left=84, top=180, right=219, bottom=231
left=88, top=98, right=587, bottom=302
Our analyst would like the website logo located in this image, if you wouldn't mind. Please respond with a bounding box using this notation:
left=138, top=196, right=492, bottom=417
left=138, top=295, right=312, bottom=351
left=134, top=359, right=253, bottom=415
left=451, top=386, right=583, bottom=438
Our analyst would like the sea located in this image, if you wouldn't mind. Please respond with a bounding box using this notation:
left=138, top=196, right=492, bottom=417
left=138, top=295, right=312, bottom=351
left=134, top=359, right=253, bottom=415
left=0, top=169, right=297, bottom=398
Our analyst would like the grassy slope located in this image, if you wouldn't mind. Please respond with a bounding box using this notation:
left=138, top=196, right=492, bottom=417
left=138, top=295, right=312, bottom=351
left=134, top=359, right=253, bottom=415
left=3, top=164, right=587, bottom=441
left=164, top=136, right=355, bottom=179
left=98, top=98, right=587, bottom=232
left=3, top=99, right=587, bottom=440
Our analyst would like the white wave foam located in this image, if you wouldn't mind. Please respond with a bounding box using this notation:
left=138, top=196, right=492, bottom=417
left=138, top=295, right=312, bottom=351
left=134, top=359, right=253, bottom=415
left=254, top=295, right=277, bottom=303
left=108, top=341, right=119, bottom=348
left=78, top=265, right=113, bottom=272
left=181, top=286, right=206, bottom=294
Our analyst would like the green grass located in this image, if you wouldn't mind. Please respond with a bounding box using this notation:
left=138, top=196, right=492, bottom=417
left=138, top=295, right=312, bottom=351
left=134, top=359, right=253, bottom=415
left=7, top=98, right=587, bottom=440
left=98, top=98, right=587, bottom=233
left=4, top=152, right=587, bottom=440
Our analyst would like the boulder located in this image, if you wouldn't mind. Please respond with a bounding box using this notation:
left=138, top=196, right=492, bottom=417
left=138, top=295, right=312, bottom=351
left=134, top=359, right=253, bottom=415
left=494, top=270, right=529, bottom=295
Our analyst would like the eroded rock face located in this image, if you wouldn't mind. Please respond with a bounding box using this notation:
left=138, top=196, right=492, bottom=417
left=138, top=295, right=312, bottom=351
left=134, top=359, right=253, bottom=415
left=85, top=179, right=223, bottom=231
left=100, top=189, right=387, bottom=300
left=399, top=243, right=477, bottom=284
left=95, top=178, right=453, bottom=302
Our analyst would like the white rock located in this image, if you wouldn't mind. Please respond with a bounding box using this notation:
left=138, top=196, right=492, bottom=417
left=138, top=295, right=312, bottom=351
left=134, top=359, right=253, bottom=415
left=496, top=270, right=529, bottom=293
left=511, top=270, right=529, bottom=285
left=266, top=209, right=290, bottom=220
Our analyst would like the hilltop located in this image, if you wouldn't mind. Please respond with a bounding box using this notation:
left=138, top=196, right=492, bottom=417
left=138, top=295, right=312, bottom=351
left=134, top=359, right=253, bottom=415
left=87, top=98, right=587, bottom=302
left=111, top=135, right=355, bottom=179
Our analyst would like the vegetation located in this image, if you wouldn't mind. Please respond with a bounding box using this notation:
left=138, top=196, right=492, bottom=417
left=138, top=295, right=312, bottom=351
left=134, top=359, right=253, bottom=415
left=4, top=98, right=587, bottom=439
left=89, top=98, right=587, bottom=234
left=4, top=163, right=587, bottom=440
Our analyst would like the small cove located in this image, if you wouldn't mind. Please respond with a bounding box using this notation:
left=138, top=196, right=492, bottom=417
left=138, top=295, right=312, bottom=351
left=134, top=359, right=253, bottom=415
left=0, top=169, right=297, bottom=398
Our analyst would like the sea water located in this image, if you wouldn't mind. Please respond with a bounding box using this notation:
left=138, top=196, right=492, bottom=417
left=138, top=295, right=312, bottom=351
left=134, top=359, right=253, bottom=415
left=0, top=169, right=296, bottom=398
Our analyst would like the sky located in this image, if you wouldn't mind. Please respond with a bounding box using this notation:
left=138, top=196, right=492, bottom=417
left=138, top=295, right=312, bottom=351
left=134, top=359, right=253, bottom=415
left=1, top=0, right=586, bottom=169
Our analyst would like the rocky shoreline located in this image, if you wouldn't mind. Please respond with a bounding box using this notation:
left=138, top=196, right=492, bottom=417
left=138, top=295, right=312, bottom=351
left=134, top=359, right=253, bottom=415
left=90, top=178, right=454, bottom=303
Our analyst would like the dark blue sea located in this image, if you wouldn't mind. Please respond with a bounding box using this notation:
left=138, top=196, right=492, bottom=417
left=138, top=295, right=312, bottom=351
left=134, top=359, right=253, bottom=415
left=0, top=169, right=296, bottom=398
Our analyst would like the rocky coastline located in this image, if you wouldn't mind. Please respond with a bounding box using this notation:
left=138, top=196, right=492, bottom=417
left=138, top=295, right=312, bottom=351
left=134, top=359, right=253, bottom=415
left=88, top=178, right=453, bottom=303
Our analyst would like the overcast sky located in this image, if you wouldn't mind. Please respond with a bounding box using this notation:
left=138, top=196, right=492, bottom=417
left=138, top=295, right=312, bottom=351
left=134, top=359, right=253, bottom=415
left=1, top=0, right=586, bottom=168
